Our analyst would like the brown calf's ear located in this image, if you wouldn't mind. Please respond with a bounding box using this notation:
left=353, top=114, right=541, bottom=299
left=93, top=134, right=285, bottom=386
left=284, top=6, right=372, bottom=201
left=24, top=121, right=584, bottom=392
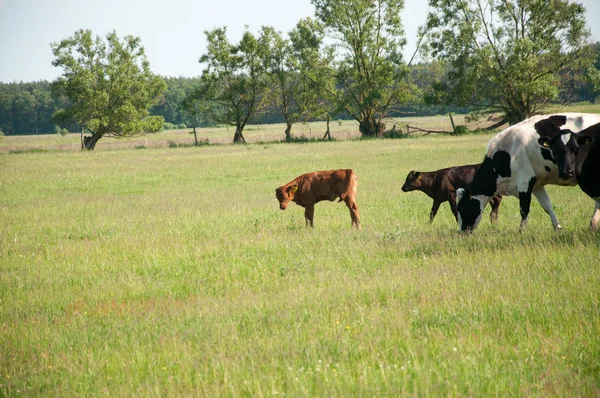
left=288, top=185, right=298, bottom=194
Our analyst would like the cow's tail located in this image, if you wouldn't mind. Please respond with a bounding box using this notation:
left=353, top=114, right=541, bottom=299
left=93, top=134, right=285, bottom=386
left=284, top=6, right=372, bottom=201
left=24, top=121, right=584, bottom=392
left=340, top=169, right=358, bottom=202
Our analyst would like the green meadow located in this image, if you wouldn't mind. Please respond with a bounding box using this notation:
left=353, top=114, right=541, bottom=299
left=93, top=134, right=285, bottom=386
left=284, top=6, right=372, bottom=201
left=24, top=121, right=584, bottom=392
left=1, top=124, right=600, bottom=395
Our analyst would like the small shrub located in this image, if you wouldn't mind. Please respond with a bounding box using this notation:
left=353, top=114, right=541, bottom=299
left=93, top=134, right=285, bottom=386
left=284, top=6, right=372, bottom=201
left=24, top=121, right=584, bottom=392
left=168, top=141, right=178, bottom=148
left=285, top=135, right=333, bottom=144
left=54, top=125, right=61, bottom=135
left=9, top=148, right=58, bottom=154
left=135, top=145, right=147, bottom=150
left=195, top=138, right=211, bottom=147
left=163, top=122, right=177, bottom=131
left=60, top=128, right=69, bottom=136
left=382, top=126, right=410, bottom=139
left=452, top=125, right=469, bottom=136
left=338, top=119, right=342, bottom=126
left=177, top=123, right=187, bottom=129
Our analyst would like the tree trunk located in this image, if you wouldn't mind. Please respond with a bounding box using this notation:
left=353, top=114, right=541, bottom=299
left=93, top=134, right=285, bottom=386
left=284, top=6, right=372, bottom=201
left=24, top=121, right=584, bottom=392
left=359, top=117, right=386, bottom=137
left=192, top=126, right=199, bottom=146
left=505, top=107, right=529, bottom=125
left=284, top=122, right=293, bottom=142
left=233, top=126, right=246, bottom=144
left=322, top=114, right=331, bottom=141
left=82, top=133, right=102, bottom=150
left=359, top=117, right=377, bottom=136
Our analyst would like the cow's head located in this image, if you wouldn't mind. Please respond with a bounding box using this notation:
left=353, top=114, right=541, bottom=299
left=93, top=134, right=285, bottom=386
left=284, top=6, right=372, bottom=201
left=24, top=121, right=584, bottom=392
left=275, top=184, right=298, bottom=210
left=401, top=171, right=421, bottom=192
left=535, top=116, right=577, bottom=180
left=456, top=188, right=486, bottom=233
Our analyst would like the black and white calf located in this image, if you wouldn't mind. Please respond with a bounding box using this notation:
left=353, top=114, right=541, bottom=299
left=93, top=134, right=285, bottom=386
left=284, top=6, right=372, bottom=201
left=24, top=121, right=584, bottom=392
left=456, top=113, right=600, bottom=233
left=536, top=120, right=600, bottom=231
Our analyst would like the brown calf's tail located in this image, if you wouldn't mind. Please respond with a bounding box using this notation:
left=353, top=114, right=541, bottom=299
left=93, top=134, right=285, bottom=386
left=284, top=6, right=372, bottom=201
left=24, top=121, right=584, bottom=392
left=340, top=169, right=358, bottom=202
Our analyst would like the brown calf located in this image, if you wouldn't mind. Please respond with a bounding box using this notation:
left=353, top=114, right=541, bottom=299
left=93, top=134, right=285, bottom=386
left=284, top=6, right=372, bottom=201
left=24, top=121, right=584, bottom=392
left=275, top=169, right=360, bottom=229
left=402, top=164, right=503, bottom=223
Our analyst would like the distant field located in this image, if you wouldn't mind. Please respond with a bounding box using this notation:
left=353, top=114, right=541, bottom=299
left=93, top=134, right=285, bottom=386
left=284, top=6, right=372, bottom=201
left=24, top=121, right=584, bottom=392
left=1, top=115, right=467, bottom=153
left=1, top=113, right=600, bottom=395
left=2, top=103, right=599, bottom=153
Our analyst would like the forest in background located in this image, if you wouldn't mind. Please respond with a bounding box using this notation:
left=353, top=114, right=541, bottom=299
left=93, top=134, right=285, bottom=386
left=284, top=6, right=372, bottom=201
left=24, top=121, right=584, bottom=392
left=1, top=52, right=598, bottom=137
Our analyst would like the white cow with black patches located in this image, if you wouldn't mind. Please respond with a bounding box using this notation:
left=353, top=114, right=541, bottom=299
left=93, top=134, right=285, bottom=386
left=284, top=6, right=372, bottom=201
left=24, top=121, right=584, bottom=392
left=456, top=113, right=600, bottom=233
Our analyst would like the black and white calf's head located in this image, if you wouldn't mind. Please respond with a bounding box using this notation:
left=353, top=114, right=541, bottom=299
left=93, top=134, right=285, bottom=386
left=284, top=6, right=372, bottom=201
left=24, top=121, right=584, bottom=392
left=456, top=188, right=487, bottom=233
left=456, top=151, right=511, bottom=233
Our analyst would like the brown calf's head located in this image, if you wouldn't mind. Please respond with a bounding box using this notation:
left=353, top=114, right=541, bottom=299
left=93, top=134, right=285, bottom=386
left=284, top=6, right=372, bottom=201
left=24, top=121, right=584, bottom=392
left=275, top=184, right=298, bottom=210
left=402, top=171, right=421, bottom=192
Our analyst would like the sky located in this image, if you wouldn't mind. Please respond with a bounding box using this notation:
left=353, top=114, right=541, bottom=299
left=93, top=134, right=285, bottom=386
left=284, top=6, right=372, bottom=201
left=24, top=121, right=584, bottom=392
left=0, top=0, right=599, bottom=83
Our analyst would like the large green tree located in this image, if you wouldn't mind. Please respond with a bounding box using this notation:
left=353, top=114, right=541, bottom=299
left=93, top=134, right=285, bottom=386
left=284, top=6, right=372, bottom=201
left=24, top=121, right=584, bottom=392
left=197, top=27, right=272, bottom=144
left=312, top=0, right=413, bottom=136
left=266, top=19, right=336, bottom=141
left=425, top=0, right=594, bottom=125
left=51, top=29, right=166, bottom=150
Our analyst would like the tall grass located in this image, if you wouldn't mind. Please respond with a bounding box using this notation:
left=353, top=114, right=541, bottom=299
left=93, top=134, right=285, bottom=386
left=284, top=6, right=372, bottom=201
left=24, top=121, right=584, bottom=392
left=1, top=134, right=599, bottom=396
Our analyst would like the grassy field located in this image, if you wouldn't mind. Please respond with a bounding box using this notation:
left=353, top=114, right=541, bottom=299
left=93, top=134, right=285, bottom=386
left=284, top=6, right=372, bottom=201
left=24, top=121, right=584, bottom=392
left=1, top=124, right=600, bottom=395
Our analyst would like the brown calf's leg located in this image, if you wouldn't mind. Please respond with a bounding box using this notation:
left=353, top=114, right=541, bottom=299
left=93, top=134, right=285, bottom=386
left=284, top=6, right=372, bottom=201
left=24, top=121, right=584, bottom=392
left=304, top=205, right=314, bottom=228
left=430, top=201, right=442, bottom=223
left=489, top=195, right=502, bottom=223
left=345, top=198, right=361, bottom=229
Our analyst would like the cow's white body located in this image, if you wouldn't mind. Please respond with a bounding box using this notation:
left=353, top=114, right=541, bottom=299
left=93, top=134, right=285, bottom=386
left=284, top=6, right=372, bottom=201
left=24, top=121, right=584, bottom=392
left=456, top=113, right=600, bottom=232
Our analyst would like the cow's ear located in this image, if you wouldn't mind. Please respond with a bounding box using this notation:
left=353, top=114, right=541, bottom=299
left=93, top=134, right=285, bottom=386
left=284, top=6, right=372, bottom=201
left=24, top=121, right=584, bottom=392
left=535, top=118, right=562, bottom=138
left=538, top=137, right=550, bottom=148
left=288, top=185, right=298, bottom=194
left=415, top=172, right=421, bottom=180
left=577, top=135, right=592, bottom=146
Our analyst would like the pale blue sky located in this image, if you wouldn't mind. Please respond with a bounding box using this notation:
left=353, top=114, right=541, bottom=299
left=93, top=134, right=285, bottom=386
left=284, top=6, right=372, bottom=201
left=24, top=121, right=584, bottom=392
left=0, top=0, right=598, bottom=83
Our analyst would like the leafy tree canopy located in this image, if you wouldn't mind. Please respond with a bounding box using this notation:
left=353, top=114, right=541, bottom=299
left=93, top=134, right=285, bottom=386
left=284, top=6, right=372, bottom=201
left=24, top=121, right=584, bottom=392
left=196, top=27, right=272, bottom=143
left=51, top=29, right=166, bottom=149
left=425, top=0, right=594, bottom=124
left=265, top=19, right=336, bottom=141
left=312, top=0, right=415, bottom=136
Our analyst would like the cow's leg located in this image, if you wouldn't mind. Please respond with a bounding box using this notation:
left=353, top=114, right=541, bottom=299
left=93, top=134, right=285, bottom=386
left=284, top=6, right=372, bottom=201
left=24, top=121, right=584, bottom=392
left=488, top=196, right=502, bottom=223
left=518, top=177, right=537, bottom=232
left=532, top=186, right=561, bottom=231
left=430, top=200, right=442, bottom=222
left=590, top=200, right=600, bottom=231
left=304, top=205, right=314, bottom=228
left=344, top=197, right=360, bottom=229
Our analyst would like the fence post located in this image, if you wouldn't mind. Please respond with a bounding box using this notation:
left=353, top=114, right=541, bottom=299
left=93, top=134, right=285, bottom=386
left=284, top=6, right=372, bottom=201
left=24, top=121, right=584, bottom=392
left=449, top=113, right=457, bottom=134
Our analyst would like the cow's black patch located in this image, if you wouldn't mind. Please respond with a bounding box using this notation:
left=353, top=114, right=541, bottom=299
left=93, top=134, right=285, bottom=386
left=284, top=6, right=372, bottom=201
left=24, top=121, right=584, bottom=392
left=469, top=151, right=511, bottom=197
left=457, top=196, right=481, bottom=232
left=493, top=151, right=511, bottom=177
left=540, top=147, right=556, bottom=164
left=518, top=177, right=537, bottom=219
left=545, top=166, right=551, bottom=172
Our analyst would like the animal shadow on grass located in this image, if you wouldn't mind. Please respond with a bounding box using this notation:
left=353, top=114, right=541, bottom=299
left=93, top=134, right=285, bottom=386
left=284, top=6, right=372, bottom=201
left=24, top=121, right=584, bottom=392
left=400, top=226, right=597, bottom=259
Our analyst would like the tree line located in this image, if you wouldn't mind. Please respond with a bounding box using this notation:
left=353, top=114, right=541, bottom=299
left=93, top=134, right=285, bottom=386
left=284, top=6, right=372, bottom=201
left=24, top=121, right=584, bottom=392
left=1, top=0, right=599, bottom=148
